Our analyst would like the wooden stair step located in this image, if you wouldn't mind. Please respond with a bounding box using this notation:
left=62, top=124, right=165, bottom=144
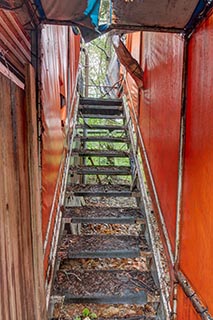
left=58, top=234, right=149, bottom=259
left=72, top=149, right=130, bottom=157
left=62, top=206, right=145, bottom=224
left=80, top=97, right=123, bottom=106
left=74, top=136, right=130, bottom=143
left=53, top=270, right=159, bottom=304
left=66, top=184, right=139, bottom=197
left=69, top=165, right=131, bottom=175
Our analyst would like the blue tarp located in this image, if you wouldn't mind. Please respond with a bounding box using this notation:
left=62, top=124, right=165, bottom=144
left=186, top=0, right=212, bottom=30
left=84, top=0, right=101, bottom=27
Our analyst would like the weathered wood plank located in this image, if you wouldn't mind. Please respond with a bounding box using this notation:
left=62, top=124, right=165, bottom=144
left=0, top=73, right=36, bottom=320
left=25, top=64, right=46, bottom=320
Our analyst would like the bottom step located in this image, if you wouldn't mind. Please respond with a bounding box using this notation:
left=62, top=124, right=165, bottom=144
left=51, top=317, right=155, bottom=320
left=53, top=270, right=158, bottom=305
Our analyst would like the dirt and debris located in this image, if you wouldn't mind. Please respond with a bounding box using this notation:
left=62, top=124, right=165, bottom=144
left=52, top=303, right=157, bottom=319
left=53, top=270, right=158, bottom=296
left=67, top=184, right=133, bottom=192
left=51, top=190, right=160, bottom=319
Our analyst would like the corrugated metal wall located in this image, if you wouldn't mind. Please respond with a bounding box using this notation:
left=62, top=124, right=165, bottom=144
left=179, top=10, right=213, bottom=316
left=41, top=25, right=80, bottom=278
left=139, top=32, right=184, bottom=253
left=126, top=9, right=213, bottom=319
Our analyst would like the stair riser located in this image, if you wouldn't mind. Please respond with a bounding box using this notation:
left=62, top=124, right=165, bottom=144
left=68, top=250, right=140, bottom=259
left=72, top=152, right=129, bottom=157
left=69, top=191, right=140, bottom=197
left=63, top=293, right=147, bottom=305
left=64, top=217, right=144, bottom=225
left=76, top=125, right=128, bottom=131
left=69, top=170, right=131, bottom=175
left=74, top=137, right=130, bottom=143
left=79, top=107, right=123, bottom=116
left=78, top=114, right=125, bottom=119
left=79, top=98, right=123, bottom=106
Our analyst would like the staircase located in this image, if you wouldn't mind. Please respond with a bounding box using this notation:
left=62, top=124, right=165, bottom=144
left=49, top=97, right=162, bottom=319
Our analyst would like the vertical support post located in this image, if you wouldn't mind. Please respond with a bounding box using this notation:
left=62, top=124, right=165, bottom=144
left=175, top=37, right=189, bottom=265
left=173, top=37, right=189, bottom=319
left=82, top=49, right=89, bottom=184
left=25, top=64, right=47, bottom=320
left=67, top=27, right=71, bottom=127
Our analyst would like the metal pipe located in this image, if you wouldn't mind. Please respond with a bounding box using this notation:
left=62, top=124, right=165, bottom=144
left=172, top=37, right=189, bottom=319
left=110, top=24, right=183, bottom=34
left=174, top=37, right=189, bottom=261
left=122, top=82, right=172, bottom=318
left=176, top=271, right=212, bottom=320
left=42, top=19, right=183, bottom=34
left=81, top=46, right=89, bottom=183
left=124, top=77, right=174, bottom=266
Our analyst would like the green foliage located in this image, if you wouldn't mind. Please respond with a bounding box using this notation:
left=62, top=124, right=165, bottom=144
left=83, top=34, right=113, bottom=98
left=82, top=308, right=90, bottom=317
left=99, top=0, right=111, bottom=24
left=74, top=308, right=97, bottom=320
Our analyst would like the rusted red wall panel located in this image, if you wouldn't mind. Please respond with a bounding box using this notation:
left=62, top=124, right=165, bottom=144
left=41, top=25, right=80, bottom=275
left=0, top=74, right=38, bottom=320
left=179, top=11, right=213, bottom=316
left=177, top=286, right=200, bottom=320
left=140, top=32, right=184, bottom=251
left=125, top=32, right=141, bottom=117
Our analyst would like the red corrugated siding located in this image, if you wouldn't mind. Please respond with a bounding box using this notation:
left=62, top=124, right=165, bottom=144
left=41, top=25, right=80, bottom=275
left=140, top=32, right=184, bottom=251
left=179, top=10, right=213, bottom=315
left=125, top=32, right=141, bottom=117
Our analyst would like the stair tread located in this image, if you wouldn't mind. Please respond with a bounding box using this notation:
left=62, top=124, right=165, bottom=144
left=79, top=105, right=123, bottom=116
left=78, top=114, right=125, bottom=119
left=79, top=98, right=123, bottom=106
left=53, top=270, right=159, bottom=304
left=51, top=317, right=155, bottom=320
left=76, top=124, right=128, bottom=130
left=66, top=184, right=139, bottom=197
left=72, top=149, right=130, bottom=157
left=62, top=206, right=145, bottom=224
left=58, top=234, right=149, bottom=259
left=74, top=136, right=130, bottom=143
left=79, top=105, right=123, bottom=110
left=69, top=165, right=131, bottom=175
